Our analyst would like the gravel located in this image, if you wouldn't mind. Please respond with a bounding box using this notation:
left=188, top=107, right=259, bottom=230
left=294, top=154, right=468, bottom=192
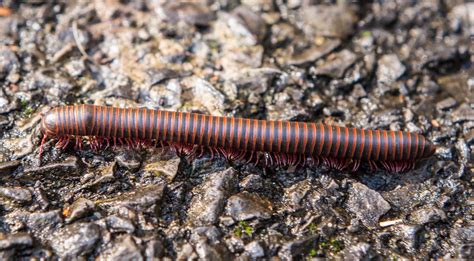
left=376, top=54, right=406, bottom=87
left=0, top=233, right=33, bottom=250
left=0, top=1, right=471, bottom=259
left=63, top=197, right=95, bottom=223
left=0, top=186, right=32, bottom=205
left=225, top=191, right=273, bottom=222
left=347, top=182, right=391, bottom=229
left=49, top=223, right=101, bottom=258
left=187, top=168, right=238, bottom=226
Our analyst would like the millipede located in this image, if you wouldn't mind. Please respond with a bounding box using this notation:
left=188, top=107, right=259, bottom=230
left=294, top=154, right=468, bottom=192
left=39, top=104, right=436, bottom=172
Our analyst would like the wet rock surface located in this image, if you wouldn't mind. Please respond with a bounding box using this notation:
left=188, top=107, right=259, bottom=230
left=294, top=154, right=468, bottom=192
left=0, top=1, right=471, bottom=259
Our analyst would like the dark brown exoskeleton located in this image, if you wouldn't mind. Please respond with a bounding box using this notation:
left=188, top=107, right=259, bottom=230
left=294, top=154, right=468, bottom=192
left=40, top=104, right=436, bottom=172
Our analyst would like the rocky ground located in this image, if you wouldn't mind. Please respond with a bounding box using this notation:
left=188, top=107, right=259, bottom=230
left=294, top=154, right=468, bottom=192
left=0, top=0, right=473, bottom=260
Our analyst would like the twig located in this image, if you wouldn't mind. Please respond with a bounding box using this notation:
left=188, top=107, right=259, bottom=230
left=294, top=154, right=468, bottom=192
left=72, top=20, right=91, bottom=60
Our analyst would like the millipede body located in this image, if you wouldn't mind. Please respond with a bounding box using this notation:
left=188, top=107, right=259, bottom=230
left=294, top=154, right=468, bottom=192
left=40, top=104, right=436, bottom=171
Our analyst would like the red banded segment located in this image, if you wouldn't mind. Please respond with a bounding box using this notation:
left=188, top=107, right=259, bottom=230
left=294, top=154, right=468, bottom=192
left=41, top=105, right=436, bottom=162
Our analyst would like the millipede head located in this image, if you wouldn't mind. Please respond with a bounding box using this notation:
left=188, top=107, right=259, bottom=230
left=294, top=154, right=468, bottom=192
left=426, top=142, right=437, bottom=158
left=41, top=108, right=59, bottom=136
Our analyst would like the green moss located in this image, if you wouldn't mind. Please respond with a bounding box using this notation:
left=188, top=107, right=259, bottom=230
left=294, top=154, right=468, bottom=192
left=308, top=248, right=317, bottom=258
left=234, top=221, right=253, bottom=238
left=306, top=238, right=344, bottom=259
left=20, top=99, right=35, bottom=118
left=361, top=30, right=372, bottom=37
left=20, top=98, right=28, bottom=108
left=328, top=238, right=343, bottom=253
left=308, top=222, right=318, bottom=234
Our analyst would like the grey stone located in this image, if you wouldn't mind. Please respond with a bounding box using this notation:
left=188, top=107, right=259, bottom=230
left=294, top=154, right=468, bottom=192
left=163, top=2, right=215, bottom=26
left=50, top=223, right=101, bottom=258
left=283, top=180, right=312, bottom=211
left=436, top=146, right=453, bottom=161
left=116, top=150, right=142, bottom=172
left=279, top=235, right=319, bottom=259
left=144, top=239, right=164, bottom=259
left=141, top=151, right=181, bottom=182
left=465, top=129, right=474, bottom=145
left=183, top=77, right=226, bottom=115
left=0, top=160, right=20, bottom=175
left=225, top=191, right=273, bottom=221
left=99, top=184, right=165, bottom=214
left=436, top=97, right=457, bottom=111
left=146, top=68, right=184, bottom=86
left=229, top=67, right=282, bottom=97
left=448, top=3, right=474, bottom=36
left=312, top=49, right=358, bottom=78
left=244, top=241, right=265, bottom=259
left=339, top=242, right=377, bottom=260
left=6, top=210, right=63, bottom=240
left=0, top=186, right=32, bottom=205
left=0, top=233, right=33, bottom=250
left=105, top=215, right=135, bottom=233
left=454, top=139, right=470, bottom=178
left=452, top=103, right=474, bottom=123
left=2, top=135, right=35, bottom=160
left=176, top=243, right=198, bottom=260
left=188, top=168, right=238, bottom=226
left=99, top=235, right=143, bottom=260
left=64, top=198, right=95, bottom=223
left=410, top=207, right=447, bottom=225
left=149, top=79, right=182, bottom=109
left=239, top=174, right=264, bottom=192
left=64, top=59, right=86, bottom=78
left=24, top=156, right=80, bottom=176
left=392, top=224, right=423, bottom=253
left=347, top=183, right=391, bottom=228
left=299, top=5, right=358, bottom=39
left=377, top=54, right=406, bottom=86
left=351, top=84, right=368, bottom=99
left=450, top=225, right=474, bottom=244
left=195, top=241, right=233, bottom=261
left=0, top=46, right=20, bottom=80
left=230, top=6, right=267, bottom=45
left=190, top=226, right=222, bottom=244
left=287, top=39, right=340, bottom=66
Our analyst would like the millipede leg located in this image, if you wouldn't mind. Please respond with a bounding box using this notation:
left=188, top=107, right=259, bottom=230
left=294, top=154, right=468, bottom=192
left=238, top=151, right=246, bottom=161
left=310, top=155, right=320, bottom=166
left=209, top=148, right=215, bottom=160
left=125, top=138, right=132, bottom=148
left=62, top=136, right=71, bottom=149
left=88, top=137, right=94, bottom=151
left=254, top=152, right=262, bottom=166
left=273, top=153, right=280, bottom=166
left=60, top=136, right=69, bottom=148
left=39, top=134, right=48, bottom=157
left=295, top=154, right=302, bottom=166
left=55, top=137, right=64, bottom=148
left=350, top=160, right=360, bottom=172
left=368, top=160, right=378, bottom=172
left=268, top=153, right=275, bottom=166
left=74, top=137, right=80, bottom=150
left=245, top=151, right=254, bottom=164
left=104, top=138, right=110, bottom=150
left=217, top=147, right=227, bottom=160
